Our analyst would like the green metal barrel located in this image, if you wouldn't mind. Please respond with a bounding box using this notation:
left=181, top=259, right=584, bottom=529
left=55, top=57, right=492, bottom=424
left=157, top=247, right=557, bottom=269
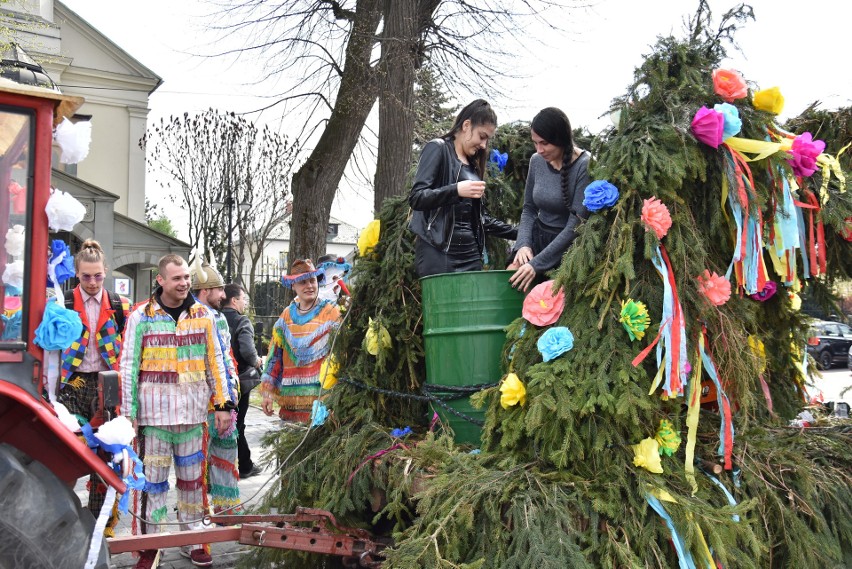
left=421, top=270, right=524, bottom=444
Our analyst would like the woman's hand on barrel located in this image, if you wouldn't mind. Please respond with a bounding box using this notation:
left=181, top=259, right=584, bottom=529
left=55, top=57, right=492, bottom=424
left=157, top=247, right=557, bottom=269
left=514, top=246, right=534, bottom=265
left=509, top=262, right=537, bottom=292
left=457, top=180, right=486, bottom=199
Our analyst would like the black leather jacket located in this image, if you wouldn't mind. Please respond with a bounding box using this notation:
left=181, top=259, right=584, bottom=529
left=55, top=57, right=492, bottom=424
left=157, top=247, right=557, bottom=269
left=408, top=138, right=516, bottom=252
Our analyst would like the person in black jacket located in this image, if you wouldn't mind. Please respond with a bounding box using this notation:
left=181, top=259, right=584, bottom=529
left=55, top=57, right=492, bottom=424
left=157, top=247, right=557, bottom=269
left=221, top=283, right=263, bottom=479
left=409, top=99, right=517, bottom=277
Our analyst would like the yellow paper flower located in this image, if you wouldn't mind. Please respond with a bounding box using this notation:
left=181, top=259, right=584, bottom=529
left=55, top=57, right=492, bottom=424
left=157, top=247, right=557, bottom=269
left=320, top=355, right=339, bottom=389
left=752, top=86, right=784, bottom=115
left=364, top=317, right=392, bottom=356
left=499, top=373, right=526, bottom=409
left=788, top=292, right=801, bottom=311
left=357, top=219, right=381, bottom=257
left=748, top=335, right=766, bottom=373
left=633, top=437, right=664, bottom=473
left=655, top=420, right=681, bottom=457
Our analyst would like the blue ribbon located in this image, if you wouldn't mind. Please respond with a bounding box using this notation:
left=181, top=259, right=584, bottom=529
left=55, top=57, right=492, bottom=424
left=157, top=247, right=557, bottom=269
left=645, top=493, right=698, bottom=569
left=700, top=467, right=740, bottom=522
left=80, top=423, right=146, bottom=514
left=698, top=340, right=734, bottom=465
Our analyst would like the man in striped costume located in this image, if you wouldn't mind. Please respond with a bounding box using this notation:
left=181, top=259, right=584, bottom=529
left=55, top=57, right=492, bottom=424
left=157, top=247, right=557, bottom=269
left=120, top=254, right=232, bottom=569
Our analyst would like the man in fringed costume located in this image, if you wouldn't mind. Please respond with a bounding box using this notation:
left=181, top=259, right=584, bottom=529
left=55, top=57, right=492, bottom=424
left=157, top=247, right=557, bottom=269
left=261, top=259, right=341, bottom=422
left=190, top=261, right=241, bottom=514
left=120, top=254, right=232, bottom=569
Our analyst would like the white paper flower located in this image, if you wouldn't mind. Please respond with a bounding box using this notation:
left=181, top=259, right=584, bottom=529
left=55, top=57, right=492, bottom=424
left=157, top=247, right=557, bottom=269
left=4, top=225, right=25, bottom=258
left=45, top=188, right=86, bottom=231
left=95, top=415, right=135, bottom=446
left=52, top=401, right=82, bottom=433
left=3, top=260, right=24, bottom=289
left=54, top=118, right=92, bottom=164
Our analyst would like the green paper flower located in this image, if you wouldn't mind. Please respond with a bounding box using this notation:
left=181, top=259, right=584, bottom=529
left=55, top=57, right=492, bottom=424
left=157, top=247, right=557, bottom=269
left=619, top=299, right=651, bottom=341
left=655, top=419, right=681, bottom=457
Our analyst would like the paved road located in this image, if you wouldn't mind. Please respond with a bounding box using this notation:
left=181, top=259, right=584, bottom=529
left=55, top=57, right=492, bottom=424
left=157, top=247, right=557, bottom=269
left=806, top=366, right=852, bottom=409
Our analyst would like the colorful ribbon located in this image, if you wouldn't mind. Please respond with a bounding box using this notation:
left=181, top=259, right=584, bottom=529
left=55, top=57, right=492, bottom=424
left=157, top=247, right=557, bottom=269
left=698, top=329, right=734, bottom=470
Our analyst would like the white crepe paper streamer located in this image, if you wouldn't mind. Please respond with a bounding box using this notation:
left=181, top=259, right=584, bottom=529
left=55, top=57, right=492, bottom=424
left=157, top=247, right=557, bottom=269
left=52, top=401, right=82, bottom=433
left=44, top=348, right=60, bottom=403
left=54, top=118, right=92, bottom=164
left=3, top=260, right=24, bottom=289
left=45, top=188, right=86, bottom=232
left=84, top=485, right=116, bottom=569
left=4, top=225, right=25, bottom=258
left=48, top=248, right=67, bottom=300
left=95, top=416, right=135, bottom=446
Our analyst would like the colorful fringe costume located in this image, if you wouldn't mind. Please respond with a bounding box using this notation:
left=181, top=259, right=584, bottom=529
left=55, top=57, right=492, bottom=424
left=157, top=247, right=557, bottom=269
left=119, top=294, right=229, bottom=543
left=261, top=299, right=341, bottom=422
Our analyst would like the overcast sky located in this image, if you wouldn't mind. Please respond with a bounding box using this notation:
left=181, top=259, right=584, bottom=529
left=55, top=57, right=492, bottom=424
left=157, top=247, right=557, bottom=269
left=61, top=0, right=852, bottom=231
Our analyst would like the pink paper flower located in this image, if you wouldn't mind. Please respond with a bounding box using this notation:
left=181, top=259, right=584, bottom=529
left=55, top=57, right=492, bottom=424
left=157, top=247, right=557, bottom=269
left=748, top=280, right=777, bottom=302
left=712, top=69, right=748, bottom=102
left=787, top=132, right=825, bottom=177
left=641, top=197, right=672, bottom=239
left=697, top=270, right=731, bottom=306
left=522, top=280, right=565, bottom=326
left=691, top=106, right=725, bottom=148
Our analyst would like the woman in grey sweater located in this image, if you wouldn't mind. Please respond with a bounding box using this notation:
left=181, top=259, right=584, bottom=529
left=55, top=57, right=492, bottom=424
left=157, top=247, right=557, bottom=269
left=508, top=107, right=591, bottom=291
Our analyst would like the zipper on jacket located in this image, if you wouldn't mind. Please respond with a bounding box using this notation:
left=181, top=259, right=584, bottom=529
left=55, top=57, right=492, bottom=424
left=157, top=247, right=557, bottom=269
left=444, top=161, right=464, bottom=252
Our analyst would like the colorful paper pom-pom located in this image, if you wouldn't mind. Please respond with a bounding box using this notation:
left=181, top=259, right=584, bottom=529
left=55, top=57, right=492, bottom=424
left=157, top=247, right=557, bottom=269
left=582, top=180, right=620, bottom=212
left=788, top=292, right=802, bottom=311
left=4, top=225, right=25, bottom=258
left=619, top=299, right=651, bottom=341
left=45, top=189, right=86, bottom=232
left=713, top=103, right=742, bottom=140
left=691, top=106, right=724, bottom=148
left=748, top=280, right=777, bottom=302
left=364, top=317, right=392, bottom=356
left=632, top=437, right=664, bottom=474
left=788, top=132, right=825, bottom=178
left=696, top=270, right=731, bottom=306
left=320, top=355, right=339, bottom=389
left=641, top=197, right=672, bottom=239
left=522, top=280, right=565, bottom=326
left=357, top=219, right=381, bottom=257
left=489, top=149, right=508, bottom=172
left=536, top=326, right=574, bottom=362
left=752, top=87, right=784, bottom=115
left=499, top=373, right=526, bottom=409
left=34, top=300, right=84, bottom=351
left=655, top=420, right=681, bottom=457
left=390, top=426, right=413, bottom=438
left=712, top=69, right=748, bottom=102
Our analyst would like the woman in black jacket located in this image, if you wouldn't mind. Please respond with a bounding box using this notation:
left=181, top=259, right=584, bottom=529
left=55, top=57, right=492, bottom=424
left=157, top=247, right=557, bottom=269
left=409, top=99, right=516, bottom=277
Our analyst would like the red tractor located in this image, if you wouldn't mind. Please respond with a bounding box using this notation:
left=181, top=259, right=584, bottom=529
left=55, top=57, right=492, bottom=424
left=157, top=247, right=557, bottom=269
left=0, top=78, right=125, bottom=568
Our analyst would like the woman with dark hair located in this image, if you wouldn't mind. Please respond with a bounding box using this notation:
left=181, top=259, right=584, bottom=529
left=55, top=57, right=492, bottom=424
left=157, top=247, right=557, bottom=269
left=508, top=107, right=591, bottom=291
left=409, top=99, right=516, bottom=277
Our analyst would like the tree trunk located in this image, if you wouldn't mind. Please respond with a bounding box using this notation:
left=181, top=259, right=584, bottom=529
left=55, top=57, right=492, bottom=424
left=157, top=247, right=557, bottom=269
left=288, top=0, right=382, bottom=264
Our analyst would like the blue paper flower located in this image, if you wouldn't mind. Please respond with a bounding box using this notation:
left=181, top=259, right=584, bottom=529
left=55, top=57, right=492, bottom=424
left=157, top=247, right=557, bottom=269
left=583, top=180, right=620, bottom=212
left=536, top=326, right=574, bottom=362
left=390, top=426, right=412, bottom=438
left=310, top=400, right=328, bottom=428
left=713, top=103, right=742, bottom=140
left=489, top=149, right=508, bottom=172
left=34, top=300, right=83, bottom=351
left=1, top=311, right=22, bottom=340
left=48, top=239, right=75, bottom=286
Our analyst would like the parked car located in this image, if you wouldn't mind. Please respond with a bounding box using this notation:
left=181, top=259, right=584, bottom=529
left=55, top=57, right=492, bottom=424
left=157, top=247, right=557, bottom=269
left=806, top=320, right=852, bottom=370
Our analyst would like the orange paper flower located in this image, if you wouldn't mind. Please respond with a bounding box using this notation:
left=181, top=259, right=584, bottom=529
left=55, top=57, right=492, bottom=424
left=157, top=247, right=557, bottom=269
left=522, top=280, right=565, bottom=326
left=753, top=87, right=784, bottom=115
left=712, top=69, right=747, bottom=102
left=641, top=197, right=672, bottom=239
left=697, top=270, right=731, bottom=306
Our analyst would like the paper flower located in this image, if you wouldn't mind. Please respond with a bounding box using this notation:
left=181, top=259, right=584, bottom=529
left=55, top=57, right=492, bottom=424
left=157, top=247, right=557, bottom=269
left=697, top=270, right=731, bottom=306
left=748, top=335, right=767, bottom=374
left=3, top=260, right=24, bottom=289
left=364, top=317, right=392, bottom=356
left=840, top=218, right=852, bottom=242
left=52, top=402, right=82, bottom=433
left=632, top=437, right=664, bottom=473
left=310, top=400, right=328, bottom=428
left=34, top=300, right=84, bottom=351
left=655, top=420, right=681, bottom=457
left=95, top=416, right=136, bottom=446
left=619, top=298, right=651, bottom=341
left=489, top=148, right=508, bottom=172
left=787, top=132, right=826, bottom=178
left=390, top=426, right=413, bottom=438
left=45, top=189, right=86, bottom=232
left=320, top=355, right=339, bottom=389
left=537, top=326, right=574, bottom=362
left=641, top=197, right=672, bottom=239
left=748, top=280, right=777, bottom=302
left=499, top=373, right=526, bottom=409
left=48, top=240, right=75, bottom=286
left=712, top=69, right=748, bottom=102
left=788, top=292, right=801, bottom=311
left=357, top=219, right=381, bottom=257
left=753, top=87, right=784, bottom=115
left=522, top=280, right=565, bottom=326
left=1, top=311, right=22, bottom=340
left=54, top=118, right=92, bottom=164
left=691, top=106, right=724, bottom=148
left=4, top=225, right=25, bottom=258
left=582, top=180, right=620, bottom=212
left=713, top=103, right=742, bottom=140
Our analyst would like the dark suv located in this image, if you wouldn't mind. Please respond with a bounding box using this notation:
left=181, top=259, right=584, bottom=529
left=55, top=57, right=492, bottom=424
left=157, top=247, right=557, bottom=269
left=807, top=320, right=852, bottom=370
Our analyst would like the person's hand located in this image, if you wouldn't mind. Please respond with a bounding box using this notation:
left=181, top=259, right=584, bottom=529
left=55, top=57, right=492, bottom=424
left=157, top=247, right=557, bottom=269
left=261, top=393, right=274, bottom=416
left=514, top=247, right=534, bottom=265
left=457, top=180, right=486, bottom=199
left=214, top=410, right=232, bottom=436
left=509, top=262, right=537, bottom=292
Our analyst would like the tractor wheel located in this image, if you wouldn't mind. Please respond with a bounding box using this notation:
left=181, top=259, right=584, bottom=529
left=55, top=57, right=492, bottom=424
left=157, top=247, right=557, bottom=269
left=819, top=351, right=833, bottom=371
left=0, top=443, right=109, bottom=569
